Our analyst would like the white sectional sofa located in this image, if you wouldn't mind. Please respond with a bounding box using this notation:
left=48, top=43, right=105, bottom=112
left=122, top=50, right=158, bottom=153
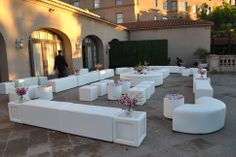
left=13, top=77, right=39, bottom=87
left=99, top=69, right=114, bottom=80
left=77, top=71, right=99, bottom=86
left=173, top=97, right=226, bottom=134
left=0, top=82, right=15, bottom=94
left=8, top=99, right=127, bottom=142
left=115, top=67, right=134, bottom=75
left=48, top=75, right=78, bottom=93
left=149, top=66, right=185, bottom=74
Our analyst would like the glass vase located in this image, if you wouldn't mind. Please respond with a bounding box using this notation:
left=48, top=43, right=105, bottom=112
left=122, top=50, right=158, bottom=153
left=18, top=95, right=25, bottom=103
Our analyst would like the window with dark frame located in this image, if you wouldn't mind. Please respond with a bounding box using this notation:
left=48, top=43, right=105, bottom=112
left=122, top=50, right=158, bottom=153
left=116, top=0, right=123, bottom=6
left=94, top=0, right=100, bottom=9
left=116, top=13, right=123, bottom=24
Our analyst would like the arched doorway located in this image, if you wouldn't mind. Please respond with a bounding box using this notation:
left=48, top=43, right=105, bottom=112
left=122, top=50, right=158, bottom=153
left=29, top=29, right=71, bottom=77
left=0, top=33, right=8, bottom=82
left=82, top=35, right=104, bottom=70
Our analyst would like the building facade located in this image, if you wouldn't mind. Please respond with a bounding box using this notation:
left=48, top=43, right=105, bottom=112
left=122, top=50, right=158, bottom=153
left=62, top=0, right=230, bottom=23
left=0, top=0, right=127, bottom=81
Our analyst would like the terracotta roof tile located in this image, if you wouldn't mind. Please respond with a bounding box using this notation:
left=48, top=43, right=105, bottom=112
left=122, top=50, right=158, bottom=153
left=121, top=19, right=213, bottom=31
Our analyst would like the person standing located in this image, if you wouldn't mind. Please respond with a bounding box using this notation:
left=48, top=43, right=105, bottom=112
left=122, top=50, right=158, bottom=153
left=54, top=50, right=68, bottom=78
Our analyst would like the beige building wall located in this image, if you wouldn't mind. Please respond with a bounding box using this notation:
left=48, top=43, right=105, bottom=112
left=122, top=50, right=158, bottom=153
left=129, top=26, right=211, bottom=66
left=0, top=0, right=127, bottom=80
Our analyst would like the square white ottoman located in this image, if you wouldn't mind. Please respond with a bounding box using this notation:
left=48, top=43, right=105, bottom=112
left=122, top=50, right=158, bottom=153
left=37, top=86, right=53, bottom=100
left=119, top=80, right=131, bottom=94
left=91, top=82, right=107, bottom=96
left=127, top=87, right=146, bottom=105
left=28, top=85, right=39, bottom=99
left=8, top=101, right=23, bottom=123
left=140, top=81, right=155, bottom=95
left=107, top=84, right=122, bottom=100
left=79, top=85, right=98, bottom=101
left=113, top=110, right=146, bottom=147
left=0, top=82, right=15, bottom=94
left=135, top=84, right=152, bottom=99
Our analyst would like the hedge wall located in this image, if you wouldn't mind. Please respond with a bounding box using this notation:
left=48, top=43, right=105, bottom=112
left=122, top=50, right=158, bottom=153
left=109, top=40, right=168, bottom=68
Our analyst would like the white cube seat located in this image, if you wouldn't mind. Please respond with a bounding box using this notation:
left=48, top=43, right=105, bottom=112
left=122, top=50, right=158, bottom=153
left=127, top=87, right=146, bottom=105
left=139, top=81, right=155, bottom=94
left=195, top=80, right=213, bottom=101
left=107, top=84, right=122, bottom=100
left=0, top=82, right=15, bottom=94
left=135, top=84, right=152, bottom=99
left=173, top=97, right=226, bottom=134
left=79, top=85, right=98, bottom=101
left=113, top=111, right=146, bottom=147
left=91, top=82, right=107, bottom=96
left=119, top=80, right=131, bottom=94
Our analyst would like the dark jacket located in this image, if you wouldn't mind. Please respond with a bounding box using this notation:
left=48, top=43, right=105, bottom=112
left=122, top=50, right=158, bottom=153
left=54, top=55, right=68, bottom=70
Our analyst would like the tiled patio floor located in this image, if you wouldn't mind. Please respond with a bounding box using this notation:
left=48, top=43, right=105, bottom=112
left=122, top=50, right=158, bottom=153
left=0, top=73, right=236, bottom=157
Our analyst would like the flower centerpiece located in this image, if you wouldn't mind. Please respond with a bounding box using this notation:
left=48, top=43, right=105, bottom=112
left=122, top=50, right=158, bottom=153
left=73, top=67, right=80, bottom=75
left=198, top=68, right=206, bottom=79
left=118, top=94, right=138, bottom=116
left=16, top=87, right=28, bottom=102
left=134, top=63, right=146, bottom=74
left=95, top=63, right=103, bottom=71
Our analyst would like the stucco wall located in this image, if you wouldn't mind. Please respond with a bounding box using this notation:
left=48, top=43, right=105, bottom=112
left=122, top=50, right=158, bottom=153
left=0, top=0, right=128, bottom=80
left=129, top=26, right=211, bottom=66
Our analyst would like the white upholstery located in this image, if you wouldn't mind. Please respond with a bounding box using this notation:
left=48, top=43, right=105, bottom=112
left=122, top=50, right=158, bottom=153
left=139, top=81, right=155, bottom=95
left=115, top=67, right=134, bottom=75
left=21, top=100, right=70, bottom=130
left=0, top=82, right=15, bottom=94
left=61, top=104, right=122, bottom=142
left=37, top=76, right=48, bottom=85
left=163, top=96, right=184, bottom=119
left=79, top=85, right=98, bottom=101
left=120, top=72, right=163, bottom=86
left=80, top=68, right=89, bottom=75
left=13, top=77, right=39, bottom=87
left=8, top=92, right=30, bottom=102
left=195, top=80, right=213, bottom=101
left=107, top=84, right=122, bottom=100
left=37, top=86, right=53, bottom=100
left=127, top=87, right=146, bottom=105
left=173, top=97, right=226, bottom=134
left=99, top=69, right=114, bottom=80
left=48, top=75, right=78, bottom=93
left=181, top=68, right=191, bottom=76
left=77, top=71, right=99, bottom=86
left=119, top=80, right=131, bottom=94
left=149, top=66, right=185, bottom=73
left=27, top=85, right=39, bottom=99
left=91, top=82, right=107, bottom=96
left=150, top=69, right=170, bottom=79
left=135, top=83, right=152, bottom=99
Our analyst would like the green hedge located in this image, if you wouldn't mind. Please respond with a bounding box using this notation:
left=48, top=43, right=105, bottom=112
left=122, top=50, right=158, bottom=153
left=109, top=40, right=168, bottom=68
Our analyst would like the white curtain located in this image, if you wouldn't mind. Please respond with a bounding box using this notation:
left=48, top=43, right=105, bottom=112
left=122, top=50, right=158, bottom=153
left=32, top=43, right=44, bottom=76
left=45, top=44, right=55, bottom=75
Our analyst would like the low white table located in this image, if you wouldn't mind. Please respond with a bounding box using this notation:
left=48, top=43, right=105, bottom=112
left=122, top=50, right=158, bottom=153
left=163, top=94, right=184, bottom=119
left=113, top=110, right=146, bottom=147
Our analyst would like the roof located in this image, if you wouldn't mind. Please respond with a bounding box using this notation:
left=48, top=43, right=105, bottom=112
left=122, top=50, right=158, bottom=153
left=121, top=19, right=213, bottom=31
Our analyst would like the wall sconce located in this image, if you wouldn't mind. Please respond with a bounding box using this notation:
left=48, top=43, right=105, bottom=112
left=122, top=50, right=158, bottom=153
left=15, top=38, right=24, bottom=49
left=49, top=8, right=55, bottom=13
left=106, top=44, right=110, bottom=53
left=75, top=42, right=82, bottom=50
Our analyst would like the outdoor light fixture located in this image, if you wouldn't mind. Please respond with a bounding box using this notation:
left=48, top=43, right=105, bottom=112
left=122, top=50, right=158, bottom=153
left=49, top=8, right=55, bottom=13
left=15, top=38, right=24, bottom=49
left=106, top=44, right=110, bottom=53
left=75, top=42, right=82, bottom=50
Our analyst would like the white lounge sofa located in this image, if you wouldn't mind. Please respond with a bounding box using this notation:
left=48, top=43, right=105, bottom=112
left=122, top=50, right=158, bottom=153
left=13, top=77, right=39, bottom=87
left=0, top=82, right=15, bottom=94
left=149, top=66, right=185, bottom=74
left=99, top=69, right=114, bottom=80
left=9, top=99, right=123, bottom=142
left=77, top=71, right=99, bottom=86
left=115, top=67, right=134, bottom=75
left=48, top=75, right=78, bottom=93
left=173, top=97, right=226, bottom=134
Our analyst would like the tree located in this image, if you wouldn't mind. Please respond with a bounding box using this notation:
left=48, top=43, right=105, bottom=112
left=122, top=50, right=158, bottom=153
left=197, top=3, right=236, bottom=54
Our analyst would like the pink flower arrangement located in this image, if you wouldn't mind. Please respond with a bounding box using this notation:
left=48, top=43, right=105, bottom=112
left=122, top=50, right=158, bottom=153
left=198, top=68, right=206, bottom=78
left=118, top=94, right=138, bottom=112
left=16, top=87, right=28, bottom=96
left=73, top=67, right=80, bottom=75
left=95, top=63, right=103, bottom=70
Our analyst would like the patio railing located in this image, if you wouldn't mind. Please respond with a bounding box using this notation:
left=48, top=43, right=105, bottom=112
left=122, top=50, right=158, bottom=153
left=208, top=54, right=236, bottom=72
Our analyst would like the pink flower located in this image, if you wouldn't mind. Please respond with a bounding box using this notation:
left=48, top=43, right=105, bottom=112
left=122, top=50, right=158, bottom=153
left=16, top=87, right=28, bottom=96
